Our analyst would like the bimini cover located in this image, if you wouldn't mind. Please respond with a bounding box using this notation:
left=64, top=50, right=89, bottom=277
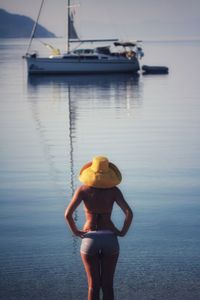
left=114, top=41, right=136, bottom=47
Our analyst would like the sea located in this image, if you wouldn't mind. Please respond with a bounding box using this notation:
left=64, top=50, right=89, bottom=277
left=0, top=38, right=200, bottom=300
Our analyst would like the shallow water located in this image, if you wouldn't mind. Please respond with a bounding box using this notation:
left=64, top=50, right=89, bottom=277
left=0, top=38, right=200, bottom=299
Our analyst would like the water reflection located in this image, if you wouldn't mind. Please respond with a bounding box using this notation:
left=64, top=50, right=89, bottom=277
left=68, top=85, right=79, bottom=254
left=28, top=73, right=142, bottom=128
left=27, top=73, right=141, bottom=110
left=27, top=73, right=142, bottom=182
left=28, top=73, right=140, bottom=88
left=68, top=85, right=76, bottom=197
left=27, top=73, right=142, bottom=254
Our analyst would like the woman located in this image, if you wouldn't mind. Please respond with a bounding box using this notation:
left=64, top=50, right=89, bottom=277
left=65, top=156, right=133, bottom=300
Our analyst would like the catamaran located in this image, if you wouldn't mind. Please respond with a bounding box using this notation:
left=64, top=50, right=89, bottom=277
left=25, top=0, right=144, bottom=75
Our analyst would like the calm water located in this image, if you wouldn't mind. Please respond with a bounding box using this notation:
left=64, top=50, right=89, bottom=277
left=0, top=38, right=200, bottom=300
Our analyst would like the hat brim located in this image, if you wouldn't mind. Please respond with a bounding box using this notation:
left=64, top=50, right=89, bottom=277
left=79, top=161, right=122, bottom=188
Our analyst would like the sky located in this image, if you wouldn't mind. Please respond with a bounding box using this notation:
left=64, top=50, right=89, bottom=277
left=0, top=0, right=200, bottom=39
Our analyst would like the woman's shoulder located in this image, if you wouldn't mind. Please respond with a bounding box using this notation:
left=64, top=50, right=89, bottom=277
left=109, top=186, right=124, bottom=200
left=76, top=185, right=92, bottom=193
left=110, top=186, right=122, bottom=194
left=76, top=185, right=122, bottom=195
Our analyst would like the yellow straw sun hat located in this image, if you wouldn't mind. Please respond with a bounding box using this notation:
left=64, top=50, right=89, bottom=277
left=79, top=156, right=122, bottom=188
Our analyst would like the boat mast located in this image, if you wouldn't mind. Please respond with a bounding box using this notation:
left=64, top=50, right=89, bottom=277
left=25, top=0, right=45, bottom=55
left=67, top=0, right=70, bottom=53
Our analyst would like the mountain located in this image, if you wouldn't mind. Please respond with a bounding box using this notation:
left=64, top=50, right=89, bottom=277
left=0, top=9, right=56, bottom=38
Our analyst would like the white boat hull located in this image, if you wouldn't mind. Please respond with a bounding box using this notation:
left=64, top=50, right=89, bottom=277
left=26, top=56, right=140, bottom=75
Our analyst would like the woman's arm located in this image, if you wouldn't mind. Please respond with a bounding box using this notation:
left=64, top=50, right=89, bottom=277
left=64, top=186, right=87, bottom=237
left=115, top=188, right=133, bottom=237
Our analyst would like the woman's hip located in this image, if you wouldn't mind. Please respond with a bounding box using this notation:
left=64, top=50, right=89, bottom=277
left=80, top=230, right=119, bottom=256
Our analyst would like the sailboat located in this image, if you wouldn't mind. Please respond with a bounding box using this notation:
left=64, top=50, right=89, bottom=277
left=25, top=0, right=144, bottom=75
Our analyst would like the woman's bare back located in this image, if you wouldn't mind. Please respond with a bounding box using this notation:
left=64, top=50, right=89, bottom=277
left=65, top=184, right=133, bottom=237
left=79, top=185, right=123, bottom=232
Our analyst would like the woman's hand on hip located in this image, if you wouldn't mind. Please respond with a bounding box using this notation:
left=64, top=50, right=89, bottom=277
left=75, top=230, right=88, bottom=238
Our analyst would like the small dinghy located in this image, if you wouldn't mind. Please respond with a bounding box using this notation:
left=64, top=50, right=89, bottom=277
left=142, top=65, right=169, bottom=74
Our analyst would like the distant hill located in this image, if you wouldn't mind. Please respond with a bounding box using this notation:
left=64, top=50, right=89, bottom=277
left=0, top=9, right=56, bottom=38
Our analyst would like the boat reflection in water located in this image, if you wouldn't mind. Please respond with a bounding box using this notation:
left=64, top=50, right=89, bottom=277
left=27, top=73, right=142, bottom=253
left=28, top=73, right=141, bottom=111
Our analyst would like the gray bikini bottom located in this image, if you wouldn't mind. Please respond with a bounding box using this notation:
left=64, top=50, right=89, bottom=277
left=80, top=230, right=119, bottom=256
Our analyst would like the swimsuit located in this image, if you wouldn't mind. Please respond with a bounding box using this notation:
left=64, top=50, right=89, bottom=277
left=80, top=230, right=119, bottom=256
